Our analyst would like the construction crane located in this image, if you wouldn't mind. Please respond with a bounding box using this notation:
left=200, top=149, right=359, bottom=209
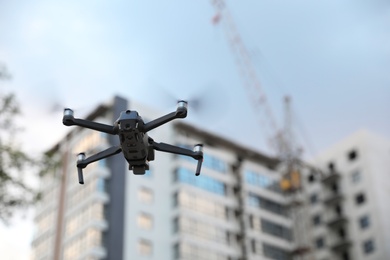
left=211, top=0, right=280, bottom=152
left=210, top=1, right=311, bottom=258
left=210, top=0, right=308, bottom=190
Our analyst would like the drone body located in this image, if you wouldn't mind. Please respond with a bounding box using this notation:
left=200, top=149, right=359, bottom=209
left=63, top=101, right=203, bottom=184
left=115, top=109, right=153, bottom=174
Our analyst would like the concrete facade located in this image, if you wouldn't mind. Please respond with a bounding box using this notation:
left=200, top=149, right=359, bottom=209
left=310, top=130, right=390, bottom=260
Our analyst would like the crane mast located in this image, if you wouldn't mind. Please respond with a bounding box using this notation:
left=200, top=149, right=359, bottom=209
left=211, top=0, right=279, bottom=152
left=210, top=1, right=311, bottom=259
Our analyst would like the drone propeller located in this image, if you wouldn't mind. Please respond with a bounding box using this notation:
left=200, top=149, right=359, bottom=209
left=149, top=81, right=231, bottom=127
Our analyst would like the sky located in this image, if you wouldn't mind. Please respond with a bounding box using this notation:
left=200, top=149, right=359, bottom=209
left=0, top=0, right=389, bottom=258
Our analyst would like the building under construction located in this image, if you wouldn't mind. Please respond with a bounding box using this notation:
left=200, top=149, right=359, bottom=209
left=31, top=96, right=390, bottom=260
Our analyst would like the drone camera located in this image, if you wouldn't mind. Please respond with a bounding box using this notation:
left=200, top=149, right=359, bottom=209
left=119, top=120, right=135, bottom=130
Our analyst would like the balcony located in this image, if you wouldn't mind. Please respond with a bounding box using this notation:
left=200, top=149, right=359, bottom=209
left=327, top=223, right=351, bottom=254
left=331, top=240, right=352, bottom=253
left=327, top=216, right=348, bottom=229
left=323, top=193, right=344, bottom=206
left=321, top=172, right=340, bottom=186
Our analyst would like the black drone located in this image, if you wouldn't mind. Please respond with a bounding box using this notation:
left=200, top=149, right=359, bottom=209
left=62, top=100, right=203, bottom=184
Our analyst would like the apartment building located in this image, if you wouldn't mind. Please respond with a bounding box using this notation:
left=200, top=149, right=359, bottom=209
left=31, top=96, right=389, bottom=260
left=32, top=96, right=129, bottom=260
left=307, top=130, right=390, bottom=260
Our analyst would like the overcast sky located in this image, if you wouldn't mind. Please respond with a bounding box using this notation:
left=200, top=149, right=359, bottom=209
left=1, top=0, right=390, bottom=258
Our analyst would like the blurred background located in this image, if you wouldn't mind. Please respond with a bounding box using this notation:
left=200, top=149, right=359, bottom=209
left=0, top=0, right=389, bottom=259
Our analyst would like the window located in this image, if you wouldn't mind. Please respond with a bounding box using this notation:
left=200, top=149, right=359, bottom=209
left=244, top=170, right=282, bottom=194
left=202, top=153, right=227, bottom=172
left=173, top=243, right=180, bottom=259
left=138, top=239, right=152, bottom=256
left=138, top=187, right=153, bottom=204
left=351, top=170, right=361, bottom=183
left=263, top=242, right=291, bottom=260
left=315, top=237, right=325, bottom=249
left=226, top=231, right=231, bottom=245
left=175, top=167, right=226, bottom=195
left=338, top=228, right=346, bottom=238
left=251, top=239, right=257, bottom=253
left=342, top=252, right=350, bottom=260
left=176, top=242, right=228, bottom=260
left=245, top=170, right=271, bottom=187
left=74, top=131, right=107, bottom=156
left=331, top=183, right=339, bottom=193
left=249, top=215, right=261, bottom=232
left=177, top=217, right=228, bottom=244
left=308, top=173, right=315, bottom=183
left=247, top=193, right=289, bottom=216
left=96, top=177, right=105, bottom=192
left=65, top=203, right=104, bottom=239
left=247, top=194, right=260, bottom=207
left=359, top=215, right=370, bottom=229
left=251, top=240, right=262, bottom=255
left=261, top=218, right=292, bottom=241
left=328, top=162, right=335, bottom=171
left=310, top=193, right=318, bottom=204
left=86, top=228, right=101, bottom=247
left=348, top=149, right=358, bottom=161
left=355, top=193, right=366, bottom=205
left=172, top=217, right=179, bottom=233
left=64, top=227, right=103, bottom=259
left=137, top=213, right=153, bottom=230
left=363, top=239, right=375, bottom=254
left=335, top=204, right=343, bottom=216
left=249, top=215, right=254, bottom=228
left=172, top=192, right=179, bottom=207
left=174, top=191, right=227, bottom=219
left=312, top=214, right=321, bottom=226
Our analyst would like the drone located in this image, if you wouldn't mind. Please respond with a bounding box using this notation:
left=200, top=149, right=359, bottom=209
left=62, top=100, right=203, bottom=184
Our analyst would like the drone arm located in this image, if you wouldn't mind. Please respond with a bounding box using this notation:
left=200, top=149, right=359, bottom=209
left=152, top=142, right=201, bottom=159
left=77, top=146, right=122, bottom=168
left=76, top=146, right=122, bottom=184
left=152, top=141, right=203, bottom=175
left=63, top=109, right=118, bottom=135
left=143, top=101, right=187, bottom=132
